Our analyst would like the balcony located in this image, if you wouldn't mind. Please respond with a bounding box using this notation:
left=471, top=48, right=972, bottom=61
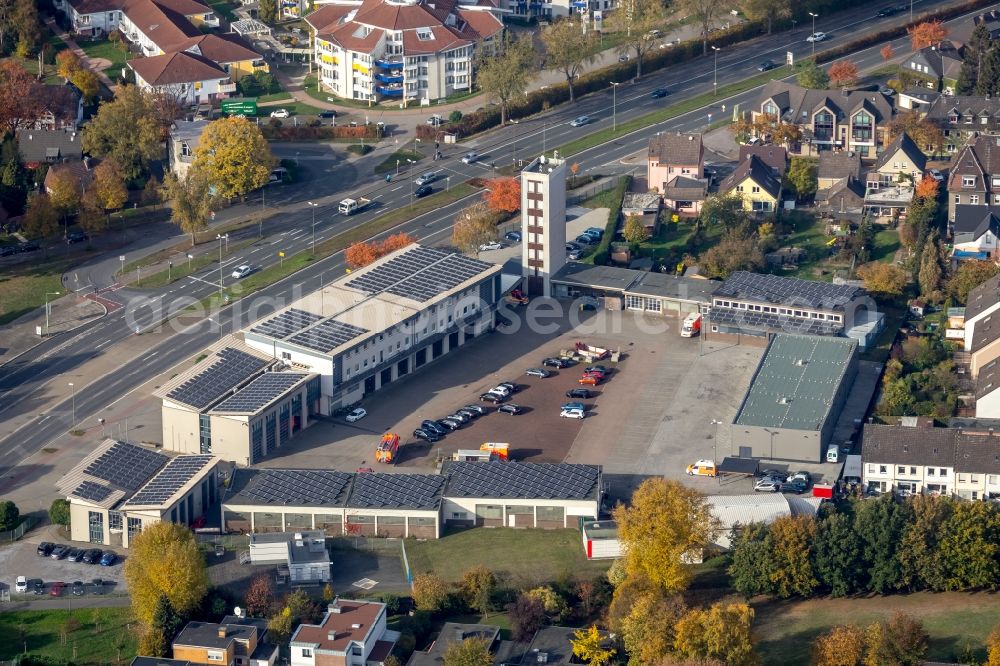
left=374, top=58, right=403, bottom=70
left=375, top=72, right=403, bottom=84
left=376, top=86, right=404, bottom=97
left=219, top=82, right=237, bottom=93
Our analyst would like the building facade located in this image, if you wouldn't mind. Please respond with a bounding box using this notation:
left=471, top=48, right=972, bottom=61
left=647, top=132, right=704, bottom=195
left=290, top=600, right=394, bottom=666
left=521, top=155, right=567, bottom=298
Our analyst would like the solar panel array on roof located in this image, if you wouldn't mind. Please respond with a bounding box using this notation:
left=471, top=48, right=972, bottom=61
left=445, top=462, right=600, bottom=500
left=715, top=271, right=858, bottom=308
left=250, top=308, right=323, bottom=339
left=238, top=469, right=353, bottom=506
left=83, top=442, right=169, bottom=491
left=212, top=373, right=309, bottom=413
left=346, top=246, right=450, bottom=294
left=166, top=348, right=269, bottom=409
left=286, top=319, right=369, bottom=354
left=127, top=455, right=214, bottom=506
left=73, top=480, right=113, bottom=503
left=389, top=254, right=493, bottom=302
left=707, top=307, right=842, bottom=336
left=348, top=473, right=446, bottom=509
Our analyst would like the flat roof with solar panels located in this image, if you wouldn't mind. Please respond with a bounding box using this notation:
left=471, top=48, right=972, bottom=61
left=733, top=333, right=858, bottom=431
left=157, top=341, right=275, bottom=411
left=242, top=243, right=502, bottom=359
left=210, top=372, right=311, bottom=415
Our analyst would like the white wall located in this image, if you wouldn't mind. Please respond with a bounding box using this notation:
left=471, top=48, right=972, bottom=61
left=978, top=387, right=1000, bottom=418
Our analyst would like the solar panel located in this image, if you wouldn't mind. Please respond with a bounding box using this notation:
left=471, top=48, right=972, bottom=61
left=345, top=246, right=450, bottom=295
left=212, top=373, right=308, bottom=413
left=707, top=307, right=841, bottom=336
left=239, top=469, right=353, bottom=506
left=84, top=442, right=169, bottom=491
left=445, top=462, right=600, bottom=500
left=347, top=473, right=446, bottom=509
left=167, top=347, right=269, bottom=409
left=388, top=254, right=493, bottom=302
left=73, top=480, right=114, bottom=503
left=126, top=455, right=214, bottom=506
left=250, top=308, right=323, bottom=339
left=287, top=319, right=369, bottom=354
left=716, top=271, right=858, bottom=307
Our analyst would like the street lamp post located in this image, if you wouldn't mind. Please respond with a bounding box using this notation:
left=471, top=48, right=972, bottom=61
left=396, top=159, right=401, bottom=175
left=611, top=82, right=620, bottom=131
left=510, top=120, right=519, bottom=165
left=68, top=382, right=75, bottom=426
left=407, top=159, right=415, bottom=203
left=910, top=0, right=913, bottom=21
left=809, top=12, right=819, bottom=57
left=711, top=46, right=720, bottom=96
left=308, top=201, right=318, bottom=255
left=216, top=233, right=228, bottom=296
left=45, top=291, right=60, bottom=335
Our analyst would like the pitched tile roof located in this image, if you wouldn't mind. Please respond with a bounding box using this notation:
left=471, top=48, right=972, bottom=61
left=123, top=0, right=203, bottom=52
left=862, top=423, right=1000, bottom=473
left=66, top=0, right=123, bottom=14
left=44, top=157, right=100, bottom=193
left=129, top=50, right=227, bottom=86
left=952, top=204, right=1000, bottom=240
left=911, top=43, right=964, bottom=80
left=290, top=601, right=385, bottom=652
left=979, top=357, right=1000, bottom=399
left=737, top=145, right=787, bottom=176
left=967, top=273, right=1000, bottom=321
left=177, top=33, right=260, bottom=63
left=662, top=175, right=707, bottom=200
left=648, top=132, right=703, bottom=166
left=949, top=134, right=1000, bottom=190
left=756, top=80, right=894, bottom=126
left=304, top=3, right=354, bottom=30
left=874, top=132, right=927, bottom=173
left=817, top=151, right=862, bottom=181
left=15, top=128, right=83, bottom=164
left=718, top=154, right=782, bottom=199
left=818, top=176, right=866, bottom=211
left=442, top=461, right=601, bottom=500
left=972, top=308, right=1000, bottom=351
left=927, top=94, right=1000, bottom=128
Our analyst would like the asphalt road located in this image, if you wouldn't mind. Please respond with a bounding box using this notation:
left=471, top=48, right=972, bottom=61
left=0, top=0, right=983, bottom=476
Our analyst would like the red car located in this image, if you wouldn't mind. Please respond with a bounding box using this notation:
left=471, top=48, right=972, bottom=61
left=49, top=581, right=66, bottom=597
left=578, top=376, right=600, bottom=386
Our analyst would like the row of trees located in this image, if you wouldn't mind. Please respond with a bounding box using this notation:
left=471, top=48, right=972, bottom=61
left=0, top=0, right=40, bottom=57
left=345, top=233, right=417, bottom=268
left=450, top=178, right=521, bottom=255
left=729, top=494, right=1000, bottom=599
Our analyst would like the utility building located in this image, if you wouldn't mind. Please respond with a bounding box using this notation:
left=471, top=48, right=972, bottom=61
left=521, top=155, right=567, bottom=297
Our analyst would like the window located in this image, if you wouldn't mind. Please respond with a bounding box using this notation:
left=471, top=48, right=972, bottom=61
left=972, top=195, right=980, bottom=205
left=302, top=650, right=313, bottom=658
left=207, top=652, right=224, bottom=662
left=879, top=466, right=887, bottom=474
left=955, top=194, right=961, bottom=204
left=963, top=176, right=976, bottom=187
left=898, top=466, right=905, bottom=474
left=909, top=466, right=917, bottom=475
left=928, top=468, right=935, bottom=476
left=751, top=186, right=761, bottom=193
left=763, top=102, right=777, bottom=116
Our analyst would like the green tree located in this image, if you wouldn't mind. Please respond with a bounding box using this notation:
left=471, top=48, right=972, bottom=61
left=957, top=23, right=991, bottom=94
left=677, top=0, right=723, bottom=55
left=258, top=0, right=278, bottom=23
left=813, top=510, right=862, bottom=597
left=541, top=18, right=597, bottom=102
left=526, top=586, right=568, bottom=622
left=864, top=612, right=928, bottom=666
left=878, top=378, right=916, bottom=417
left=897, top=495, right=952, bottom=591
left=475, top=32, right=535, bottom=125
left=82, top=86, right=162, bottom=182
left=78, top=191, right=107, bottom=241
left=918, top=233, right=945, bottom=299
left=857, top=262, right=908, bottom=297
left=412, top=572, right=449, bottom=613
left=444, top=637, right=494, bottom=666
left=854, top=494, right=907, bottom=594
left=675, top=603, right=758, bottom=666
left=161, top=170, right=215, bottom=247
left=570, top=626, right=614, bottom=666
left=266, top=608, right=293, bottom=643
left=70, top=69, right=99, bottom=104
left=949, top=260, right=1000, bottom=303
left=979, top=46, right=1000, bottom=97
left=606, top=0, right=667, bottom=77
left=613, top=478, right=718, bottom=593
left=700, top=226, right=765, bottom=279
left=460, top=565, right=496, bottom=618
left=0, top=500, right=18, bottom=530
left=193, top=117, right=273, bottom=200
left=785, top=157, right=818, bottom=200
left=92, top=158, right=129, bottom=212
left=151, top=594, right=183, bottom=648
left=700, top=192, right=749, bottom=229
left=138, top=627, right=168, bottom=659
left=797, top=59, right=829, bottom=89
left=767, top=515, right=817, bottom=598
left=48, top=498, right=70, bottom=527
left=0, top=136, right=29, bottom=215
left=123, top=521, right=209, bottom=625
left=47, top=167, right=81, bottom=224
left=622, top=214, right=649, bottom=244
left=22, top=192, right=59, bottom=240
left=11, top=0, right=38, bottom=56
left=939, top=500, right=1000, bottom=590
left=728, top=522, right=775, bottom=597
left=739, top=0, right=790, bottom=34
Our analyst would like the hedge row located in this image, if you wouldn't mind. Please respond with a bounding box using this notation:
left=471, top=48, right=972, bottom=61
left=260, top=125, right=380, bottom=141
left=592, top=176, right=632, bottom=266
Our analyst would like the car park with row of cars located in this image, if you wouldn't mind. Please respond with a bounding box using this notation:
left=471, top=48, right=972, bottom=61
left=754, top=469, right=813, bottom=493
left=38, top=541, right=118, bottom=566
left=0, top=240, right=40, bottom=256
left=16, top=576, right=106, bottom=596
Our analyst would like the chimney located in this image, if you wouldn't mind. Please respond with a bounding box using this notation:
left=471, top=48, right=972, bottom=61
left=351, top=624, right=362, bottom=630
left=328, top=631, right=338, bottom=641
left=218, top=626, right=228, bottom=638
left=688, top=134, right=693, bottom=141
left=455, top=629, right=466, bottom=641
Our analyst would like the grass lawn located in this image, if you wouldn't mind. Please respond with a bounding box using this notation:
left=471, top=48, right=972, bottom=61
left=406, top=528, right=611, bottom=588
left=0, top=608, right=138, bottom=664
left=873, top=228, right=901, bottom=263
left=128, top=238, right=256, bottom=288
left=204, top=0, right=238, bottom=22
left=257, top=91, right=293, bottom=103
left=258, top=101, right=327, bottom=117
left=753, top=591, right=1000, bottom=664
left=374, top=149, right=426, bottom=175
left=0, top=258, right=75, bottom=326
left=78, top=38, right=129, bottom=73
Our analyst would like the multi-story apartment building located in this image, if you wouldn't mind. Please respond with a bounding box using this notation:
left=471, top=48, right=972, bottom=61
left=947, top=134, right=1000, bottom=221
left=306, top=0, right=502, bottom=104
left=752, top=81, right=894, bottom=159
left=521, top=155, right=566, bottom=298
left=925, top=95, right=1000, bottom=153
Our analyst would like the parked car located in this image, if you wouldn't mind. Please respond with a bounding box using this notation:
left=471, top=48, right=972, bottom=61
left=479, top=241, right=503, bottom=251
left=413, top=428, right=441, bottom=442
left=879, top=86, right=895, bottom=96
left=479, top=392, right=505, bottom=404
left=780, top=480, right=810, bottom=494
left=414, top=184, right=433, bottom=198
left=50, top=544, right=69, bottom=560
left=562, top=402, right=587, bottom=412
left=543, top=357, right=573, bottom=368
left=568, top=250, right=583, bottom=260
left=757, top=60, right=775, bottom=71
left=18, top=241, right=40, bottom=253
left=66, top=548, right=84, bottom=562
left=82, top=549, right=103, bottom=564
left=786, top=471, right=812, bottom=485
left=438, top=417, right=462, bottom=430
left=318, top=110, right=337, bottom=119
left=744, top=136, right=763, bottom=146
left=585, top=227, right=605, bottom=239
left=686, top=459, right=717, bottom=477
left=497, top=382, right=520, bottom=393
left=806, top=31, right=827, bottom=42
left=754, top=478, right=781, bottom=493
left=32, top=579, right=44, bottom=595
left=575, top=234, right=596, bottom=245
left=461, top=152, right=479, bottom=164
left=526, top=367, right=551, bottom=378
left=570, top=115, right=591, bottom=127
left=49, top=581, right=66, bottom=597
left=270, top=108, right=290, bottom=118
left=15, top=576, right=27, bottom=593
left=426, top=114, right=443, bottom=126
left=498, top=404, right=523, bottom=415
left=504, top=231, right=522, bottom=243
left=618, top=53, right=630, bottom=62
left=565, top=242, right=581, bottom=252
left=421, top=419, right=448, bottom=435
left=91, top=579, right=104, bottom=595
left=463, top=404, right=487, bottom=416
left=650, top=88, right=669, bottom=98
left=99, top=552, right=117, bottom=567
left=37, top=542, right=54, bottom=556
left=578, top=375, right=600, bottom=386
left=414, top=172, right=436, bottom=186
left=66, top=231, right=88, bottom=244
left=345, top=407, right=367, bottom=423
left=71, top=581, right=84, bottom=596
left=585, top=365, right=607, bottom=374
left=456, top=408, right=480, bottom=420
left=928, top=168, right=944, bottom=182
left=566, top=388, right=592, bottom=399
left=231, top=264, right=253, bottom=279
left=446, top=412, right=470, bottom=424
left=759, top=469, right=785, bottom=482
left=560, top=408, right=586, bottom=419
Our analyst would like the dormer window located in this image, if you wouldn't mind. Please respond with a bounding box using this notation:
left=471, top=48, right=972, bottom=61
left=949, top=113, right=959, bottom=123
left=417, top=28, right=433, bottom=40
left=964, top=176, right=977, bottom=188
left=983, top=116, right=990, bottom=125
left=763, top=102, right=777, bottom=116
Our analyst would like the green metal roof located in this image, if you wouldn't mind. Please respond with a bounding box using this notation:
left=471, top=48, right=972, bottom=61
left=733, top=334, right=857, bottom=431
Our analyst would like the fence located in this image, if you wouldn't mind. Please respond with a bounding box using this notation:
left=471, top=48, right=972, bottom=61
left=0, top=517, right=33, bottom=543
left=567, top=177, right=620, bottom=206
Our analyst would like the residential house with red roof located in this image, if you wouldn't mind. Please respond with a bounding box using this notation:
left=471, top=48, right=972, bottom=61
left=289, top=599, right=395, bottom=666
left=129, top=51, right=233, bottom=105
left=119, top=0, right=220, bottom=57
left=305, top=0, right=502, bottom=104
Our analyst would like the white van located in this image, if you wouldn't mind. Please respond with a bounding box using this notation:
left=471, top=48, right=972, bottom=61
left=826, top=445, right=839, bottom=463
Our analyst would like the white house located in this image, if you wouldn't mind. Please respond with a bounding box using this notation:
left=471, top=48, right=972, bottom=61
left=129, top=52, right=235, bottom=105
left=289, top=600, right=395, bottom=666
left=119, top=0, right=220, bottom=57
left=58, top=0, right=124, bottom=36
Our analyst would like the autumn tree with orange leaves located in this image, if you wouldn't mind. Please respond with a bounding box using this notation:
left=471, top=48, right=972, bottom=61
left=880, top=44, right=894, bottom=63
left=484, top=178, right=521, bottom=214
left=827, top=60, right=859, bottom=87
left=345, top=233, right=417, bottom=268
left=908, top=20, right=948, bottom=50
left=915, top=176, right=939, bottom=201
left=380, top=232, right=416, bottom=254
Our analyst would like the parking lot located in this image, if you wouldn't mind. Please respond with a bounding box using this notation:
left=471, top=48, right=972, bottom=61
left=0, top=529, right=127, bottom=601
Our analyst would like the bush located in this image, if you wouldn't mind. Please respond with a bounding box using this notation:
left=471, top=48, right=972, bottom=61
left=347, top=144, right=374, bottom=155
left=259, top=125, right=379, bottom=142
left=0, top=500, right=19, bottom=531
left=448, top=110, right=463, bottom=123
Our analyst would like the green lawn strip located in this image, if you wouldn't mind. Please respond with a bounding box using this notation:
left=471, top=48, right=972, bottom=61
left=78, top=38, right=129, bottom=72
left=558, top=66, right=793, bottom=157
left=0, top=607, right=138, bottom=663
left=0, top=258, right=76, bottom=326
left=131, top=238, right=256, bottom=288
left=873, top=228, right=901, bottom=263
left=204, top=0, right=238, bottom=22
left=121, top=215, right=261, bottom=276
left=405, top=528, right=610, bottom=586
left=374, top=149, right=426, bottom=175
left=753, top=592, right=1000, bottom=664
left=258, top=101, right=327, bottom=117
left=257, top=91, right=294, bottom=103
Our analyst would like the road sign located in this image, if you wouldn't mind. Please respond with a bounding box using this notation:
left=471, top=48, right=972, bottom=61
left=119, top=255, right=125, bottom=262
left=278, top=251, right=285, bottom=257
left=221, top=98, right=258, bottom=116
left=786, top=51, right=794, bottom=66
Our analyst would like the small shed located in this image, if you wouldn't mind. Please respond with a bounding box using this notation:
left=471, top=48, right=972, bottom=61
left=764, top=247, right=806, bottom=268
left=582, top=520, right=622, bottom=560
left=909, top=299, right=927, bottom=317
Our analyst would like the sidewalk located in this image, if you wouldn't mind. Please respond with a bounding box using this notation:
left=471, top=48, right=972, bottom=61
left=0, top=293, right=107, bottom=367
